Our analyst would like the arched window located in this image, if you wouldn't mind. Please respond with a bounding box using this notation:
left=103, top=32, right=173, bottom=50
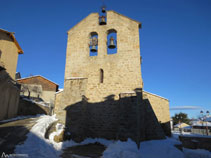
left=107, top=29, right=117, bottom=55
left=100, top=69, right=104, bottom=83
left=89, top=32, right=98, bottom=56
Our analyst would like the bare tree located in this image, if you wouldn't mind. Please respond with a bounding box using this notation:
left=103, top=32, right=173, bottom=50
left=32, top=85, right=42, bottom=98
left=21, top=84, right=31, bottom=98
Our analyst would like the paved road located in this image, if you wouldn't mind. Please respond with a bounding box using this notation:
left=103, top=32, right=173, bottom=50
left=0, top=117, right=39, bottom=155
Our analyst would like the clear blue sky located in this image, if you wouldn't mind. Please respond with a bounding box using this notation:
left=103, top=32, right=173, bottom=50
left=1, top=0, right=211, bottom=118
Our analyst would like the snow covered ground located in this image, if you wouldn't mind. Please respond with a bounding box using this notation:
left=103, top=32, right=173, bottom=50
left=15, top=115, right=59, bottom=158
left=22, top=97, right=50, bottom=107
left=103, top=138, right=184, bottom=158
left=14, top=115, right=211, bottom=158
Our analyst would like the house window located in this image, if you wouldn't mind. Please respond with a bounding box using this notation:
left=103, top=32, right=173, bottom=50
left=89, top=32, right=98, bottom=56
left=100, top=69, right=104, bottom=83
left=107, top=29, right=117, bottom=55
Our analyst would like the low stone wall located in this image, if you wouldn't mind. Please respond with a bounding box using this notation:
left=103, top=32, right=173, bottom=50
left=18, top=97, right=50, bottom=116
left=143, top=91, right=170, bottom=123
left=143, top=91, right=171, bottom=136
left=0, top=69, right=20, bottom=121
left=179, top=136, right=211, bottom=151
left=54, top=91, right=63, bottom=113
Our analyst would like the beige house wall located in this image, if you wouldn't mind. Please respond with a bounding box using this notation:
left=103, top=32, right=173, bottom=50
left=143, top=91, right=170, bottom=123
left=54, top=91, right=63, bottom=111
left=42, top=90, right=56, bottom=103
left=0, top=31, right=19, bottom=80
left=64, top=11, right=143, bottom=103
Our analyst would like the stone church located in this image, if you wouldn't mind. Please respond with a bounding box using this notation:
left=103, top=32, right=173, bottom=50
left=55, top=8, right=170, bottom=145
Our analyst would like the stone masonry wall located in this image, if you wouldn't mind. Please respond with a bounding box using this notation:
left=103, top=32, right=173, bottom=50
left=143, top=91, right=170, bottom=123
left=56, top=10, right=170, bottom=145
left=54, top=78, right=87, bottom=124
left=54, top=91, right=63, bottom=112
left=143, top=91, right=171, bottom=136
left=64, top=90, right=165, bottom=145
left=64, top=11, right=143, bottom=102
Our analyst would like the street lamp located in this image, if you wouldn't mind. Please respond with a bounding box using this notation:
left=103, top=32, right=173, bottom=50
left=200, top=110, right=210, bottom=136
left=200, top=110, right=204, bottom=135
left=206, top=111, right=210, bottom=116
left=206, top=111, right=210, bottom=135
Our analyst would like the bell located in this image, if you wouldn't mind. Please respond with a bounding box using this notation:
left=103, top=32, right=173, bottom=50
left=99, top=16, right=106, bottom=25
left=108, top=36, right=116, bottom=49
left=102, top=6, right=106, bottom=13
left=91, top=45, right=97, bottom=52
left=90, top=37, right=98, bottom=52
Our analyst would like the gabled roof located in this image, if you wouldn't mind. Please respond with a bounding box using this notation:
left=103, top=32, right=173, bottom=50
left=17, top=75, right=58, bottom=86
left=143, top=90, right=168, bottom=101
left=0, top=28, right=23, bottom=54
left=67, top=10, right=142, bottom=33
left=109, top=10, right=142, bottom=28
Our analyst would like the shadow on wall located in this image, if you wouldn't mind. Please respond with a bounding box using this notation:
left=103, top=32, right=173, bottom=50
left=63, top=88, right=169, bottom=148
left=160, top=121, right=171, bottom=137
left=0, top=69, right=20, bottom=121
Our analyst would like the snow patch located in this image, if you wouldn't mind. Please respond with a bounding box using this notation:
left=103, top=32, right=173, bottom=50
left=103, top=138, right=184, bottom=158
left=22, top=97, right=50, bottom=107
left=15, top=115, right=58, bottom=158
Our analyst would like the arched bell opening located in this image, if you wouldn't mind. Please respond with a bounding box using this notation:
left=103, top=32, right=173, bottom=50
left=107, top=29, right=117, bottom=55
left=89, top=32, right=98, bottom=56
left=101, top=5, right=106, bottom=13
left=99, top=16, right=106, bottom=25
left=99, top=6, right=107, bottom=25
